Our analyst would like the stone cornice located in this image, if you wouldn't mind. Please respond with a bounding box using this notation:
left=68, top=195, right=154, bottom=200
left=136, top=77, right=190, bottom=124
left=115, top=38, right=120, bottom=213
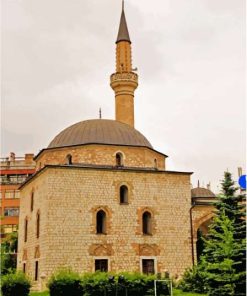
left=19, top=164, right=193, bottom=190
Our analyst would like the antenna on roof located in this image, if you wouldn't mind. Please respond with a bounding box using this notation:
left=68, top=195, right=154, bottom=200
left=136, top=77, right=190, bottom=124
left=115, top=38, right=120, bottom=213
left=99, top=108, right=102, bottom=119
left=197, top=180, right=200, bottom=188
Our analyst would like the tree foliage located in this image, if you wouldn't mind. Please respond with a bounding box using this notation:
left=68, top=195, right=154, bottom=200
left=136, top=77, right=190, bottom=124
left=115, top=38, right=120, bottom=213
left=202, top=172, right=246, bottom=296
left=1, top=271, right=31, bottom=296
left=196, top=229, right=206, bottom=262
left=177, top=265, right=208, bottom=294
left=180, top=172, right=246, bottom=295
left=1, top=232, right=18, bottom=275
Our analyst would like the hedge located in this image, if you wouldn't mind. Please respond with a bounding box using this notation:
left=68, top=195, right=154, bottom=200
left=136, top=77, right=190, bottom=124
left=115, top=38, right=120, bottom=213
left=47, top=270, right=170, bottom=296
left=48, top=269, right=83, bottom=296
left=1, top=272, right=31, bottom=296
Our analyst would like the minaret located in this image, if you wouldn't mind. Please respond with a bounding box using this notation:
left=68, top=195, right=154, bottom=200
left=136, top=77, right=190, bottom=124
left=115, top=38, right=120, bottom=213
left=110, top=1, right=138, bottom=127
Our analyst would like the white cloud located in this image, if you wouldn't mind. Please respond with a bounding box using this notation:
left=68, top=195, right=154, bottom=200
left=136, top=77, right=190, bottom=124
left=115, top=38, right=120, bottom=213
left=2, top=0, right=245, bottom=192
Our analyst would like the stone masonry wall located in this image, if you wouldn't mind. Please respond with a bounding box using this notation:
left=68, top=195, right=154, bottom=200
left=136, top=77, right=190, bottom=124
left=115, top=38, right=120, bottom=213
left=18, top=166, right=192, bottom=290
left=17, top=170, right=49, bottom=290
left=35, top=145, right=166, bottom=171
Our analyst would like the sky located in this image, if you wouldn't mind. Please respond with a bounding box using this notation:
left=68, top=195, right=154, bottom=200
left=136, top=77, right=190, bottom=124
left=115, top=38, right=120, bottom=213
left=1, top=0, right=246, bottom=192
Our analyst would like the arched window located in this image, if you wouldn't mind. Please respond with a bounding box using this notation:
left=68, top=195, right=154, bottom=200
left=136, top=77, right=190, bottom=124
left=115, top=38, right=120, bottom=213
left=35, top=261, right=39, bottom=281
left=116, top=153, right=123, bottom=166
left=30, top=192, right=34, bottom=212
left=96, top=210, right=106, bottom=234
left=66, top=154, right=72, bottom=165
left=36, top=211, right=40, bottom=238
left=23, top=263, right=26, bottom=274
left=142, top=211, right=152, bottom=235
left=24, top=218, right=28, bottom=242
left=154, top=159, right=157, bottom=169
left=120, top=185, right=128, bottom=204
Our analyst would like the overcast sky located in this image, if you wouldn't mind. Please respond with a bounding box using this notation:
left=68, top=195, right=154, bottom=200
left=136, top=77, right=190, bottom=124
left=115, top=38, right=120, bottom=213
left=1, top=0, right=245, bottom=192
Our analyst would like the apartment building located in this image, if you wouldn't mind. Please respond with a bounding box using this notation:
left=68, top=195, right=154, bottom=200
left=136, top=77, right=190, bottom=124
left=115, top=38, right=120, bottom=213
left=0, top=152, right=35, bottom=237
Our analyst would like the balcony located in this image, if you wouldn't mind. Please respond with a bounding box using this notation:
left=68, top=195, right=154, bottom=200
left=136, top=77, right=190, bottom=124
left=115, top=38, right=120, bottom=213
left=0, top=175, right=32, bottom=185
left=4, top=208, right=19, bottom=217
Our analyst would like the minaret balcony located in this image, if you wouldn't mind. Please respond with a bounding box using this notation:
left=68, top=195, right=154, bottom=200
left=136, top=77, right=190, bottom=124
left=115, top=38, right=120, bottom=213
left=110, top=72, right=138, bottom=85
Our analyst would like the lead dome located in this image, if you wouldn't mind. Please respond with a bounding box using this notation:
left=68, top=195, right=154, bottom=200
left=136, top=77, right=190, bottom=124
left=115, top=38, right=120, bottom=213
left=191, top=187, right=216, bottom=198
left=48, top=119, right=153, bottom=149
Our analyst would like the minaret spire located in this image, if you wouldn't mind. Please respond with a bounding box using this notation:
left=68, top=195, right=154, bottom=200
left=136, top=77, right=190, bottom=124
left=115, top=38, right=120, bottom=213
left=116, top=1, right=131, bottom=44
left=110, top=2, right=138, bottom=127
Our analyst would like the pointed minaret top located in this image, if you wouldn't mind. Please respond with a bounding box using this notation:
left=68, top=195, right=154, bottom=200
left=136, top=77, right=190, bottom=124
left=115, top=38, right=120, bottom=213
left=116, top=1, right=131, bottom=44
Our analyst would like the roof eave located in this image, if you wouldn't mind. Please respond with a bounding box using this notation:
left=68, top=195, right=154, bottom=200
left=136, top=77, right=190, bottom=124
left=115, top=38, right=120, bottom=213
left=34, top=143, right=168, bottom=161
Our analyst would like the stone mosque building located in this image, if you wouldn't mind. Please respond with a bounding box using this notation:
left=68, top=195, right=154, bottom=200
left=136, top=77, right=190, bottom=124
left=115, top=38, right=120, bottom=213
left=17, top=3, right=216, bottom=290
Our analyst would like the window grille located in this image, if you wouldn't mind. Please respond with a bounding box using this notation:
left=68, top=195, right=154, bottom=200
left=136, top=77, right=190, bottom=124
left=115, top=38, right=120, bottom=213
left=95, top=259, right=108, bottom=272
left=142, top=259, right=155, bottom=274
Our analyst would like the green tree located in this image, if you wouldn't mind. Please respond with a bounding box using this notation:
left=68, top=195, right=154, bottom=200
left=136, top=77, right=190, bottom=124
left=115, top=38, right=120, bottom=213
left=202, top=172, right=246, bottom=296
left=196, top=229, right=206, bottom=262
left=1, top=232, right=18, bottom=275
left=218, top=172, right=246, bottom=241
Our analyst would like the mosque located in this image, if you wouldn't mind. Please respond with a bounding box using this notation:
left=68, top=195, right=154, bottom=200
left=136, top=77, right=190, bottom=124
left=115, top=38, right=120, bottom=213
left=17, top=3, right=216, bottom=290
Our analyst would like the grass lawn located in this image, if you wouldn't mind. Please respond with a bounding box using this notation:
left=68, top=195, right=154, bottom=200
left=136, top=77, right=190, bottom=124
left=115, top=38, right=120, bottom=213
left=174, top=289, right=207, bottom=296
left=30, top=292, right=49, bottom=296
left=30, top=289, right=207, bottom=296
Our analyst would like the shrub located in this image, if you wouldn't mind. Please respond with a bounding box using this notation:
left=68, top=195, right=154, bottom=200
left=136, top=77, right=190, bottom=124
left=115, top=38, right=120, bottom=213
left=47, top=269, right=83, bottom=296
left=115, top=272, right=153, bottom=296
left=178, top=265, right=208, bottom=294
left=82, top=272, right=113, bottom=296
left=47, top=270, right=170, bottom=296
left=82, top=272, right=169, bottom=296
left=1, top=272, right=31, bottom=296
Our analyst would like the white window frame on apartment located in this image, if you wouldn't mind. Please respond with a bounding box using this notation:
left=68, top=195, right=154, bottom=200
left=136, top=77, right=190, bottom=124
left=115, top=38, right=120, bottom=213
left=140, top=256, right=157, bottom=274
left=94, top=257, right=110, bottom=272
left=4, top=190, right=20, bottom=199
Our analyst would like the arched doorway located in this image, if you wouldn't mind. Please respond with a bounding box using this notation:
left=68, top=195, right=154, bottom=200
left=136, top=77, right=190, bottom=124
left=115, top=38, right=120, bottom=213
left=196, top=218, right=213, bottom=262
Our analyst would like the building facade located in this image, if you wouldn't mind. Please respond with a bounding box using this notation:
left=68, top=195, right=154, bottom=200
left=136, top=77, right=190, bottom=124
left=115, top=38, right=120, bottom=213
left=191, top=185, right=217, bottom=263
left=16, top=5, right=215, bottom=291
left=0, top=153, right=35, bottom=238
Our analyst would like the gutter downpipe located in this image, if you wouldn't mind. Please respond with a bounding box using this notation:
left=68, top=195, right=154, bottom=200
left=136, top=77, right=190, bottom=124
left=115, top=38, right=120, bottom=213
left=190, top=203, right=196, bottom=266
